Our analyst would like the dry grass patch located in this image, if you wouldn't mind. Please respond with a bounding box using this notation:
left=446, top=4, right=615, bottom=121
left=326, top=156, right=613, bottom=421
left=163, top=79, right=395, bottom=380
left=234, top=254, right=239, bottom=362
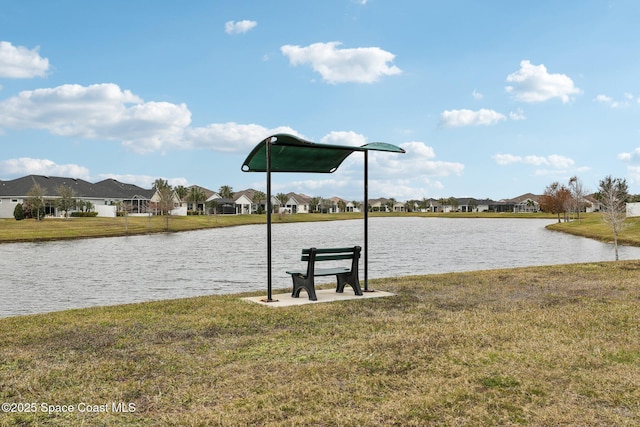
left=1, top=262, right=639, bottom=425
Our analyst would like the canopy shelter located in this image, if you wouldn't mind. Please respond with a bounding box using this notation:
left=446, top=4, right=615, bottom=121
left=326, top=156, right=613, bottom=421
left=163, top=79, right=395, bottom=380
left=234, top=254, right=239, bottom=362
left=242, top=133, right=405, bottom=302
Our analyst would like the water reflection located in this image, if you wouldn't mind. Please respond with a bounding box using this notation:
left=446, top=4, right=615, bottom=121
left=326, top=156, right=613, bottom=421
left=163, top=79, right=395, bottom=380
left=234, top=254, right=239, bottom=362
left=1, top=217, right=638, bottom=317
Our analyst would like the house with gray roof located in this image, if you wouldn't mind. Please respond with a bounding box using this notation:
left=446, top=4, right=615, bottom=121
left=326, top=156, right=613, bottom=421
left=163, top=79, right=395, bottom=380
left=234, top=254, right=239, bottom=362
left=0, top=175, right=156, bottom=218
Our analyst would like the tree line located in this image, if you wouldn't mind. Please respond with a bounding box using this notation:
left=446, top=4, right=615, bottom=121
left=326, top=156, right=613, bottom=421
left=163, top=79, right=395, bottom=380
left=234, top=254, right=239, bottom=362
left=540, top=175, right=632, bottom=260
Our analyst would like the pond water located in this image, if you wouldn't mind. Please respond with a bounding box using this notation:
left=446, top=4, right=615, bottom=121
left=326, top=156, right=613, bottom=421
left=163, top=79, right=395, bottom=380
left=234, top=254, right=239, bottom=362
left=2, top=217, right=639, bottom=318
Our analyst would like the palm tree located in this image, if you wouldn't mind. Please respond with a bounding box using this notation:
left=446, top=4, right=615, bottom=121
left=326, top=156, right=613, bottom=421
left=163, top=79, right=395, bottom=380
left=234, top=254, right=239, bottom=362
left=152, top=178, right=169, bottom=191
left=219, top=185, right=234, bottom=200
left=310, top=197, right=320, bottom=213
left=174, top=185, right=188, bottom=203
left=385, top=198, right=396, bottom=212
left=252, top=190, right=266, bottom=214
left=187, top=186, right=206, bottom=214
left=276, top=192, right=289, bottom=211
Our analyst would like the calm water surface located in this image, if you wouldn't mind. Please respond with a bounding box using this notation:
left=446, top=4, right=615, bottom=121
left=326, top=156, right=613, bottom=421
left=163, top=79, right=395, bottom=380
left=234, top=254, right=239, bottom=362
left=2, top=217, right=639, bottom=317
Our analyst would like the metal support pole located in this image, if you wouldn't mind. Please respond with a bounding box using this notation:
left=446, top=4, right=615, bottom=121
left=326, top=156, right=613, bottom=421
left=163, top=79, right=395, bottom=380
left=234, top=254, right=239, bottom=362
left=264, top=137, right=276, bottom=302
left=364, top=150, right=369, bottom=292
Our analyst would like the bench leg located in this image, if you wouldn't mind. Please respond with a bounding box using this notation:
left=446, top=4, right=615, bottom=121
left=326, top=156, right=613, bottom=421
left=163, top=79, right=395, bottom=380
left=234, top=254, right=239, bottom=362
left=290, top=274, right=318, bottom=301
left=336, top=271, right=363, bottom=296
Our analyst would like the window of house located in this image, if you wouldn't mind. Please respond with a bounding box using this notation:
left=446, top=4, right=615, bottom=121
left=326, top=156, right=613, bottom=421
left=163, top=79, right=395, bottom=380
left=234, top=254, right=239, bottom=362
left=11, top=199, right=18, bottom=203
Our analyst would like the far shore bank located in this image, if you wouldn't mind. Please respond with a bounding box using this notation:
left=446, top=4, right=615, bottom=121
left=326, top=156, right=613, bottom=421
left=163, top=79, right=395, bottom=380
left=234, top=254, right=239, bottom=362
left=1, top=211, right=618, bottom=245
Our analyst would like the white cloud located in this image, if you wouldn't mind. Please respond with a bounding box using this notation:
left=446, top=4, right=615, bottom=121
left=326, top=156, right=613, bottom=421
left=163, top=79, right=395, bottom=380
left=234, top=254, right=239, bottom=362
left=320, top=130, right=367, bottom=147
left=0, top=83, right=192, bottom=153
left=493, top=153, right=575, bottom=169
left=594, top=93, right=633, bottom=108
left=279, top=139, right=462, bottom=200
left=619, top=146, right=640, bottom=184
left=186, top=123, right=300, bottom=153
left=280, top=41, right=401, bottom=84
left=546, top=154, right=575, bottom=169
left=369, top=141, right=463, bottom=179
left=472, top=90, right=483, bottom=100
left=509, top=108, right=526, bottom=120
left=618, top=147, right=640, bottom=162
left=595, top=94, right=614, bottom=104
left=493, top=154, right=522, bottom=165
left=0, top=157, right=90, bottom=178
left=0, top=41, right=49, bottom=78
left=0, top=82, right=306, bottom=155
left=398, top=141, right=435, bottom=159
left=626, top=165, right=640, bottom=185
left=439, top=108, right=507, bottom=128
left=0, top=158, right=192, bottom=189
left=224, top=20, right=257, bottom=35
left=505, top=60, right=581, bottom=103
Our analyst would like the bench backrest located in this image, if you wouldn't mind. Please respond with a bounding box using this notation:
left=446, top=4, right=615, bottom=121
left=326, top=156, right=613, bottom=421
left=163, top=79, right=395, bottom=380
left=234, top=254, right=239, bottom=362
left=301, top=246, right=361, bottom=262
left=298, top=246, right=361, bottom=278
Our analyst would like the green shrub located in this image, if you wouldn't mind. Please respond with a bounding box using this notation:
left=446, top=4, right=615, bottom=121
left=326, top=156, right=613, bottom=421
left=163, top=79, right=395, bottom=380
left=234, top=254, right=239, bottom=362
left=13, top=203, right=26, bottom=220
left=70, top=211, right=99, bottom=217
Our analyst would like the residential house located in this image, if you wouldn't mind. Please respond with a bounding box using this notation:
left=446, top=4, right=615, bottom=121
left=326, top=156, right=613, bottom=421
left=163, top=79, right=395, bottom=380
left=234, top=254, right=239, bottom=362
left=345, top=200, right=361, bottom=213
left=627, top=202, right=640, bottom=217
left=421, top=198, right=440, bottom=212
left=233, top=188, right=279, bottom=214
left=584, top=194, right=601, bottom=213
left=392, top=201, right=405, bottom=212
left=0, top=175, right=158, bottom=218
left=283, top=193, right=311, bottom=214
left=507, top=193, right=540, bottom=213
left=327, top=196, right=349, bottom=213
left=184, top=185, right=216, bottom=213
left=233, top=190, right=255, bottom=214
left=368, top=198, right=391, bottom=212
left=204, top=193, right=236, bottom=215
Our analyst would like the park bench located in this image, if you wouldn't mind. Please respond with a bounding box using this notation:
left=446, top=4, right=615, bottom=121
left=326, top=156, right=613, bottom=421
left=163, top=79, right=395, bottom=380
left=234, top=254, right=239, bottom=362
left=286, top=246, right=363, bottom=301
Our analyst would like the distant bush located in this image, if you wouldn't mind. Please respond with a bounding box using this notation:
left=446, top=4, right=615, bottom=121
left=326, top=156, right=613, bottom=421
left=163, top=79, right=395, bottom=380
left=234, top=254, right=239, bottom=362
left=13, top=203, right=26, bottom=221
left=70, top=211, right=98, bottom=217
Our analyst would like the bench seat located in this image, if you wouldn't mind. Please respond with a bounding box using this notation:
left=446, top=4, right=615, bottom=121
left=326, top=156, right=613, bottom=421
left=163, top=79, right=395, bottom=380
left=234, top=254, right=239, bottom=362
left=286, top=246, right=363, bottom=301
left=285, top=266, right=350, bottom=277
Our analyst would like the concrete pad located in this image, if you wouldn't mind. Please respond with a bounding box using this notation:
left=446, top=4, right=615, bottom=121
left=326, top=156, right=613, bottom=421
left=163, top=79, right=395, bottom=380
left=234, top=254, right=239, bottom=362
left=242, top=288, right=395, bottom=307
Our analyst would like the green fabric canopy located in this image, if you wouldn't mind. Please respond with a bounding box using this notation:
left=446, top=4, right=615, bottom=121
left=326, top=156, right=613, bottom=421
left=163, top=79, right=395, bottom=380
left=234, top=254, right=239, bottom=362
left=241, top=133, right=406, bottom=302
left=242, top=134, right=405, bottom=173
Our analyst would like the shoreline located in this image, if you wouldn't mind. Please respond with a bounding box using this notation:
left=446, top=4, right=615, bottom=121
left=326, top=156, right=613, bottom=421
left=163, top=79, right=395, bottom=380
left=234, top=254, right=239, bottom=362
left=0, top=211, right=568, bottom=245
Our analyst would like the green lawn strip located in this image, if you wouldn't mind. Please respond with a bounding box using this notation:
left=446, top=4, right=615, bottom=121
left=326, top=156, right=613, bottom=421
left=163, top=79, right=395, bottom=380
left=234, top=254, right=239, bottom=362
left=1, top=262, right=638, bottom=425
left=547, top=213, right=640, bottom=246
left=0, top=211, right=561, bottom=244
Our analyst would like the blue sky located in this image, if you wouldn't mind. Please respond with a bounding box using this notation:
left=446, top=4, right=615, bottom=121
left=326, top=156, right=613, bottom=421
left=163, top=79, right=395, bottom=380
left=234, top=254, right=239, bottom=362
left=1, top=0, right=640, bottom=201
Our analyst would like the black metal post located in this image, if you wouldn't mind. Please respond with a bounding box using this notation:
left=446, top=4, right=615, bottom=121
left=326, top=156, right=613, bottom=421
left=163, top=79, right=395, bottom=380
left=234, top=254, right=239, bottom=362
left=364, top=150, right=369, bottom=292
left=264, top=137, right=275, bottom=302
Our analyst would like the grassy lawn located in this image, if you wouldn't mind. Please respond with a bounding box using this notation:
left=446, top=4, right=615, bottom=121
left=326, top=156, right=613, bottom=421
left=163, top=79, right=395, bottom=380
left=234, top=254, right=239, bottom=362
left=1, top=262, right=639, bottom=425
left=0, top=211, right=559, bottom=244
left=2, top=211, right=639, bottom=425
left=0, top=213, right=363, bottom=243
left=547, top=212, right=640, bottom=246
